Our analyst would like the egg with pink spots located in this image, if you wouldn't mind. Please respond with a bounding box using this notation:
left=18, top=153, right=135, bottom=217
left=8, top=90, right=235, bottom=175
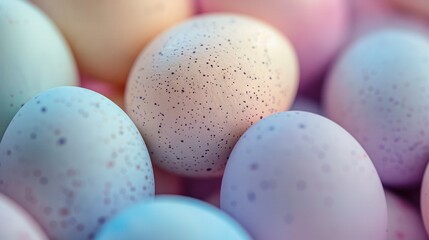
left=0, top=193, right=48, bottom=240
left=324, top=29, right=429, bottom=187
left=0, top=87, right=154, bottom=240
left=197, top=0, right=349, bottom=91
left=126, top=14, right=298, bottom=178
left=385, top=190, right=428, bottom=240
left=221, top=111, right=387, bottom=240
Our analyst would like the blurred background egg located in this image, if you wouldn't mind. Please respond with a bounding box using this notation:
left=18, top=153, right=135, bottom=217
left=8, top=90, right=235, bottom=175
left=95, top=196, right=251, bottom=240
left=324, top=29, right=429, bottom=187
left=392, top=0, right=429, bottom=20
left=126, top=14, right=298, bottom=178
left=385, top=190, right=428, bottom=240
left=197, top=0, right=349, bottom=92
left=153, top=165, right=184, bottom=195
left=221, top=111, right=387, bottom=240
left=0, top=193, right=48, bottom=240
left=31, top=0, right=194, bottom=85
left=80, top=76, right=125, bottom=109
left=0, top=0, right=78, bottom=140
left=0, top=87, right=154, bottom=240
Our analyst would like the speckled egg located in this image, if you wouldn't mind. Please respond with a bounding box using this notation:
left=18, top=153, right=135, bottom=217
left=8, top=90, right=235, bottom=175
left=324, top=29, right=429, bottom=187
left=95, top=196, right=251, bottom=240
left=0, top=87, right=154, bottom=240
left=126, top=14, right=298, bottom=178
left=198, top=0, right=349, bottom=91
left=31, top=0, right=194, bottom=85
left=221, top=111, right=387, bottom=240
left=0, top=0, right=78, bottom=140
left=385, top=190, right=428, bottom=240
left=0, top=193, right=48, bottom=240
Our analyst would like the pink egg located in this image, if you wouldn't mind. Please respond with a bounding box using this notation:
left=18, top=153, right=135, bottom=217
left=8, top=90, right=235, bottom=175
left=0, top=193, right=48, bottom=240
left=386, top=190, right=427, bottom=240
left=153, top=165, right=184, bottom=195
left=198, top=0, right=349, bottom=91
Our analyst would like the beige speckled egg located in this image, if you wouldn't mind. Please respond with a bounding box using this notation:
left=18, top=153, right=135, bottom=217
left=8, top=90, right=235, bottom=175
left=126, top=14, right=298, bottom=178
left=31, top=0, right=194, bottom=85
left=0, top=193, right=48, bottom=240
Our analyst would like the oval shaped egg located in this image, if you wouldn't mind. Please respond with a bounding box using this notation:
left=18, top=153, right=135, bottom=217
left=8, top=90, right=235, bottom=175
left=385, top=190, right=427, bottom=240
left=324, top=29, right=429, bottom=187
left=31, top=0, right=194, bottom=85
left=95, top=196, right=251, bottom=240
left=0, top=87, right=154, bottom=240
left=221, top=111, right=387, bottom=240
left=0, top=0, right=78, bottom=140
left=0, top=193, right=48, bottom=240
left=126, top=14, right=298, bottom=177
left=198, top=0, right=349, bottom=91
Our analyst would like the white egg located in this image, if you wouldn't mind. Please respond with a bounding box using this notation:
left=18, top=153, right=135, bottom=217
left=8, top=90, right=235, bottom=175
left=221, top=111, right=387, bottom=240
left=0, top=0, right=78, bottom=140
left=0, top=87, right=154, bottom=240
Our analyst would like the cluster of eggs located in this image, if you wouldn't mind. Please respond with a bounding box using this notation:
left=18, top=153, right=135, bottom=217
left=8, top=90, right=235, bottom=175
left=2, top=0, right=429, bottom=239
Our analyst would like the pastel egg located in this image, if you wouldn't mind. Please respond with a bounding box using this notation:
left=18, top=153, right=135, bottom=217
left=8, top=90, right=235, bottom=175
left=385, top=190, right=427, bottom=240
left=324, top=29, right=429, bottom=187
left=95, top=196, right=251, bottom=240
left=31, top=0, right=194, bottom=85
left=0, top=193, right=48, bottom=240
left=126, top=14, right=298, bottom=177
left=0, top=87, right=154, bottom=240
left=221, top=111, right=387, bottom=240
left=198, top=0, right=349, bottom=91
left=0, top=0, right=78, bottom=140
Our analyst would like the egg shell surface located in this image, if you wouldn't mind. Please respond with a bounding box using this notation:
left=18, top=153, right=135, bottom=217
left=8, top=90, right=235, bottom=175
left=31, top=0, right=194, bottom=85
left=221, top=111, right=387, bottom=240
left=0, top=0, right=78, bottom=140
left=95, top=195, right=251, bottom=240
left=198, top=0, right=349, bottom=91
left=324, top=29, right=429, bottom=187
left=126, top=14, right=298, bottom=178
left=0, top=86, right=154, bottom=240
left=0, top=193, right=48, bottom=240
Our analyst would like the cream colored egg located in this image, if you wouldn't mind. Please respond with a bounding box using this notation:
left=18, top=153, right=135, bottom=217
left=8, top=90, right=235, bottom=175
left=31, top=0, right=194, bottom=85
left=126, top=14, right=298, bottom=177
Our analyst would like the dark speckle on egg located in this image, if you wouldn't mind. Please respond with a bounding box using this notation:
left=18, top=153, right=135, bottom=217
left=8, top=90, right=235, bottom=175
left=126, top=14, right=298, bottom=177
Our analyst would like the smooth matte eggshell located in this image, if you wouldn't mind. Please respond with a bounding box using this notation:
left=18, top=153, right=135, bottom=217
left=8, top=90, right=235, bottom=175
left=324, top=29, right=429, bottom=187
left=221, top=111, right=387, bottom=240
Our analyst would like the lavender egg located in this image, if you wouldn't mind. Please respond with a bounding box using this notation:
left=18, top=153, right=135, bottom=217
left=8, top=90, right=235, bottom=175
left=324, top=29, right=429, bottom=187
left=0, top=87, right=154, bottom=240
left=221, top=111, right=387, bottom=240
